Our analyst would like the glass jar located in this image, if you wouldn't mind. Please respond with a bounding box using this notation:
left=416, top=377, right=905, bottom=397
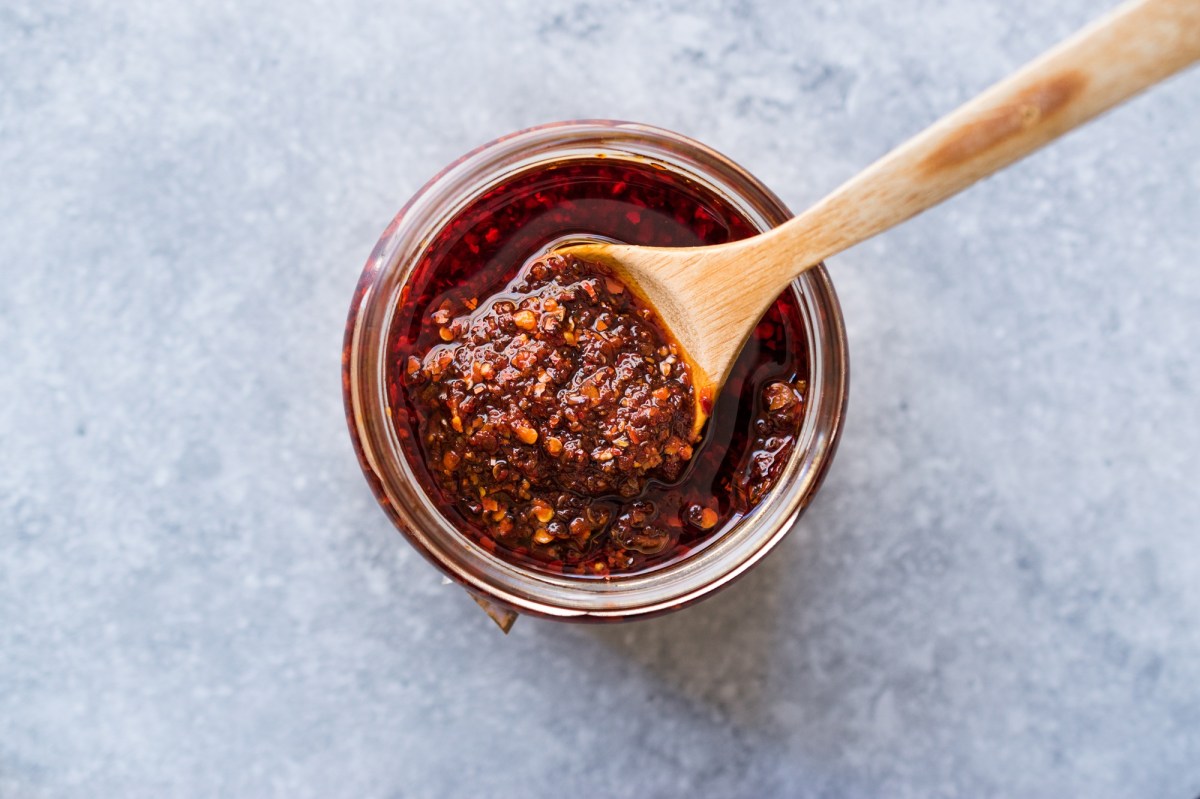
left=343, top=121, right=848, bottom=630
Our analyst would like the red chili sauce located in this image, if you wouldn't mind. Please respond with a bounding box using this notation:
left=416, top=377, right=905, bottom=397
left=387, top=158, right=809, bottom=576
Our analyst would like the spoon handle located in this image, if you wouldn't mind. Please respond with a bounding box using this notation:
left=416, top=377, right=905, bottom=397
left=766, top=0, right=1200, bottom=272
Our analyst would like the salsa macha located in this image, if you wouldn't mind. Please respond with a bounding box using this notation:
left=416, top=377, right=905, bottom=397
left=387, top=158, right=809, bottom=576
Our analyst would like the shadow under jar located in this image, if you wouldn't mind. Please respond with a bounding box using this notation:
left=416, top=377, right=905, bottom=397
left=343, top=121, right=849, bottom=630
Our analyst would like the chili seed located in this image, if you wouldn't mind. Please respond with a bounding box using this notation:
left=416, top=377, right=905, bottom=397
left=532, top=502, right=555, bottom=524
left=513, top=310, right=537, bottom=330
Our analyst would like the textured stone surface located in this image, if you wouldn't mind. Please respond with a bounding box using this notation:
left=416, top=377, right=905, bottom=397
left=3, top=1, right=1199, bottom=796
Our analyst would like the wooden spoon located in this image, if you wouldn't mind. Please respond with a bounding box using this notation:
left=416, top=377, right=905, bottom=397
left=565, top=0, right=1200, bottom=434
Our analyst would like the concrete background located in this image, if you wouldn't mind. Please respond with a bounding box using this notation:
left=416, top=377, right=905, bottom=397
left=3, top=0, right=1199, bottom=796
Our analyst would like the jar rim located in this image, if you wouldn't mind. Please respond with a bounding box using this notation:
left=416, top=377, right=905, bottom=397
left=343, top=120, right=849, bottom=620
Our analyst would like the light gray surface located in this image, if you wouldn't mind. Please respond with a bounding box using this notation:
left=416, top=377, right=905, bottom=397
left=2, top=1, right=1199, bottom=796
